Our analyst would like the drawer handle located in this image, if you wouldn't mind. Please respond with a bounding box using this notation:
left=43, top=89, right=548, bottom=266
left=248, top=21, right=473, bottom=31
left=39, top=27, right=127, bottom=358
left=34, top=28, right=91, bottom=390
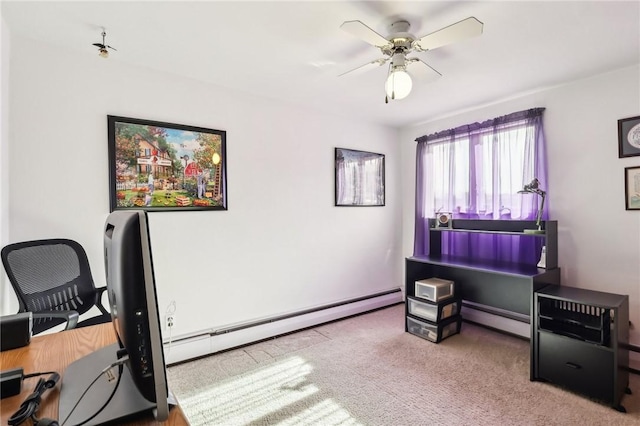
left=565, top=362, right=582, bottom=370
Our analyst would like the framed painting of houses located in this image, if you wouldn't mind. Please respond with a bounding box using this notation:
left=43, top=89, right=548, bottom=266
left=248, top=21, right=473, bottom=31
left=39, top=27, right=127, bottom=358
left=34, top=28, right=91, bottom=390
left=107, top=115, right=227, bottom=212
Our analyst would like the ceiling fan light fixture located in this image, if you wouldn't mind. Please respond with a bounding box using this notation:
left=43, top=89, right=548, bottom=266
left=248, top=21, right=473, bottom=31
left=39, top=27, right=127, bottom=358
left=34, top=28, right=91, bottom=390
left=385, top=69, right=412, bottom=100
left=340, top=16, right=483, bottom=102
left=93, top=29, right=116, bottom=59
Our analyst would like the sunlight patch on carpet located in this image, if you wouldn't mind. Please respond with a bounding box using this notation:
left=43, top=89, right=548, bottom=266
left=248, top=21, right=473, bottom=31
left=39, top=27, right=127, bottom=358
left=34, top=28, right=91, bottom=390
left=178, top=355, right=360, bottom=425
left=277, top=398, right=363, bottom=426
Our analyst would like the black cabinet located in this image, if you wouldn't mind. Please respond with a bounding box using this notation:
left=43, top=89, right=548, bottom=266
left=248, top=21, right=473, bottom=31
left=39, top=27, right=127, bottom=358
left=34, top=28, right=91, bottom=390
left=533, top=286, right=630, bottom=411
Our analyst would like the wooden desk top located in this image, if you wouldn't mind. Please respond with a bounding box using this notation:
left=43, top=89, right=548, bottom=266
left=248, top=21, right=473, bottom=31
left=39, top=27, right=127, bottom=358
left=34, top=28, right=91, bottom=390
left=0, top=322, right=188, bottom=425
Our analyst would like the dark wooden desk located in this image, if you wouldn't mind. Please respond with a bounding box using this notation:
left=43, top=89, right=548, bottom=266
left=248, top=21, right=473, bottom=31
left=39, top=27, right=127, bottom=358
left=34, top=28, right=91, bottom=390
left=0, top=322, right=188, bottom=425
left=406, top=219, right=562, bottom=379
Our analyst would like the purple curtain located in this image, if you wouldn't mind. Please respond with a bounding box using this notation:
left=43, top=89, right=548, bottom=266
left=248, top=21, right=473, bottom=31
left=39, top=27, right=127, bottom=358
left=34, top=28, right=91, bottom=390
left=414, top=141, right=429, bottom=257
left=413, top=108, right=548, bottom=265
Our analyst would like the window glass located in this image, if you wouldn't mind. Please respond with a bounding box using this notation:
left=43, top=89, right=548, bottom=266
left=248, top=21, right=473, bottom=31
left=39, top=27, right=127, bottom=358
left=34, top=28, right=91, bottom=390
left=423, top=120, right=535, bottom=219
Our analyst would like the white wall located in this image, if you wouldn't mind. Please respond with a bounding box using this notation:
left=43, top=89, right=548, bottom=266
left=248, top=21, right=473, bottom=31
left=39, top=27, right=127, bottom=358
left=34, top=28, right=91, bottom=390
left=0, top=16, right=10, bottom=314
left=401, top=65, right=640, bottom=344
left=6, top=31, right=639, bottom=350
left=2, top=35, right=402, bottom=339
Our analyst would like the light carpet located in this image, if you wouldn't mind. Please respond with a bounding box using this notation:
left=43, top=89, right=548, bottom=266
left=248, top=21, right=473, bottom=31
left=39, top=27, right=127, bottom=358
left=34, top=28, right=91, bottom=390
left=167, top=304, right=640, bottom=425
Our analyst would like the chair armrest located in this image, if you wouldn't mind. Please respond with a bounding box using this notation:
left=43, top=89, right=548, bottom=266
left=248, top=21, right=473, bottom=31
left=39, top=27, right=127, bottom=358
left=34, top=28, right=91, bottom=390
left=32, top=310, right=80, bottom=330
left=94, top=286, right=109, bottom=315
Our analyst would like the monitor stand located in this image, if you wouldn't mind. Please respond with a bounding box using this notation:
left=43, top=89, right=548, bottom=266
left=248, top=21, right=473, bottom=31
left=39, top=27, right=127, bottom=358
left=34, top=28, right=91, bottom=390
left=59, top=343, right=166, bottom=425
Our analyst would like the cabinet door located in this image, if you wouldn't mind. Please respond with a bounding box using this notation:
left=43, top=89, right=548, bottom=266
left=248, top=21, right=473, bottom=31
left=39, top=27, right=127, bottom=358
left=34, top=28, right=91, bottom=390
left=538, top=331, right=614, bottom=404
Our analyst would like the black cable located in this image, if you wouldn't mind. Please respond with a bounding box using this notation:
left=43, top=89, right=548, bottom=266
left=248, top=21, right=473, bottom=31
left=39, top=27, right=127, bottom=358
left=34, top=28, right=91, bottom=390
left=9, top=356, right=129, bottom=426
left=71, top=364, right=123, bottom=426
left=23, top=371, right=57, bottom=379
left=8, top=373, right=60, bottom=426
left=60, top=355, right=129, bottom=426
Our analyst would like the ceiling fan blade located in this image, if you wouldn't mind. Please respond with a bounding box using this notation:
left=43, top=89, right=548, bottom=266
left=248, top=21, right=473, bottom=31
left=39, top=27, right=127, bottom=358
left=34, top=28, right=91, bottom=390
left=92, top=43, right=105, bottom=48
left=340, top=20, right=391, bottom=48
left=106, top=45, right=117, bottom=51
left=407, top=58, right=442, bottom=83
left=338, top=58, right=389, bottom=77
left=413, top=17, right=483, bottom=51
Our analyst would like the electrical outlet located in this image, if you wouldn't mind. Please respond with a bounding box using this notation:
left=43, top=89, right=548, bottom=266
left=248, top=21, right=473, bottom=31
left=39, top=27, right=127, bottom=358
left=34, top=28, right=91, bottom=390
left=165, top=300, right=177, bottom=331
left=165, top=315, right=175, bottom=329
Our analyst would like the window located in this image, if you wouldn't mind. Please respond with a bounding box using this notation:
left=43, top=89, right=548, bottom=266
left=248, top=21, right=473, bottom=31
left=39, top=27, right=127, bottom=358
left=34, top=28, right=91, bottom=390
left=425, top=120, right=536, bottom=219
left=414, top=108, right=547, bottom=258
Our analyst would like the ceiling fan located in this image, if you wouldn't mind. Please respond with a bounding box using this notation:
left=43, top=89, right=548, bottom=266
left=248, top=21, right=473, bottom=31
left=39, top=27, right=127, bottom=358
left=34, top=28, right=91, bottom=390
left=340, top=16, right=483, bottom=101
left=92, top=29, right=117, bottom=58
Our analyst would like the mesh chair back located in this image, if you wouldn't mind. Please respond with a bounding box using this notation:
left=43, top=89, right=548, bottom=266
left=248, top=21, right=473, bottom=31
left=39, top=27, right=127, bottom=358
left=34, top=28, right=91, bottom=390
left=2, top=239, right=101, bottom=334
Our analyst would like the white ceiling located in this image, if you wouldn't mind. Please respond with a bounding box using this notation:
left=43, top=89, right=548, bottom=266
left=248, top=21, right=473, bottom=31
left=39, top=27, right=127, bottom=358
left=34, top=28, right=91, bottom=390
left=2, top=1, right=639, bottom=128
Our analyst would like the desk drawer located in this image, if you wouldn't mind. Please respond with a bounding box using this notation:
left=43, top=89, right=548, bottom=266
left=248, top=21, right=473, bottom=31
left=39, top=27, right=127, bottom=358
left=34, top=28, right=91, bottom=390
left=538, top=331, right=613, bottom=403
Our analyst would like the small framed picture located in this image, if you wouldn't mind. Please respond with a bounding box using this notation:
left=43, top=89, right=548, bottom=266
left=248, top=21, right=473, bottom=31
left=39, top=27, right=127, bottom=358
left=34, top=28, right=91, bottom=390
left=624, top=166, right=640, bottom=210
left=618, top=115, right=640, bottom=158
left=335, top=148, right=385, bottom=206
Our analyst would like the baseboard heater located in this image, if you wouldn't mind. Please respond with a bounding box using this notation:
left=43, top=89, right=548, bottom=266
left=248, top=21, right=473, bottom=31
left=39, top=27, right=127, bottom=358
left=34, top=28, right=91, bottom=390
left=164, top=288, right=402, bottom=365
left=461, top=301, right=531, bottom=339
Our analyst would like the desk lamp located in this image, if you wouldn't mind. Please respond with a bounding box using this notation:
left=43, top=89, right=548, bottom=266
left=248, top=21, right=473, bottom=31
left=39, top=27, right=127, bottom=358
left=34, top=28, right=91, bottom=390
left=518, top=178, right=546, bottom=234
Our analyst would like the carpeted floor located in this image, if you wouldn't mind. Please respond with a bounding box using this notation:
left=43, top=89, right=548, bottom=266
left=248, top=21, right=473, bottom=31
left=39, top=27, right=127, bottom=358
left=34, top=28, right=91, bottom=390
left=167, top=304, right=640, bottom=425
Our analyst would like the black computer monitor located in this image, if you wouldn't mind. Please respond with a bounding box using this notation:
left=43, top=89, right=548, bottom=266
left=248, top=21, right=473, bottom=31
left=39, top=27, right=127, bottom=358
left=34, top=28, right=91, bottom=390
left=58, top=211, right=168, bottom=425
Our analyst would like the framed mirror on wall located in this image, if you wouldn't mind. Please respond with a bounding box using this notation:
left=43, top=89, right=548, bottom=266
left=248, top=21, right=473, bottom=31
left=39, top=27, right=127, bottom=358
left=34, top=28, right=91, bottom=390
left=335, top=148, right=385, bottom=206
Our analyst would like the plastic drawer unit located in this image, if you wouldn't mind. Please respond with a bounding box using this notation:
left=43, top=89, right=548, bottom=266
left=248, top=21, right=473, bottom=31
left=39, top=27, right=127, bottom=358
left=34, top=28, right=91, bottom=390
left=414, top=277, right=455, bottom=302
left=407, top=296, right=460, bottom=323
left=406, top=314, right=461, bottom=343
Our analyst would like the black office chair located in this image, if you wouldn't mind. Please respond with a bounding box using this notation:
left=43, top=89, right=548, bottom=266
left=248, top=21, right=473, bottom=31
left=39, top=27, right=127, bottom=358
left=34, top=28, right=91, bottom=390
left=1, top=238, right=111, bottom=335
